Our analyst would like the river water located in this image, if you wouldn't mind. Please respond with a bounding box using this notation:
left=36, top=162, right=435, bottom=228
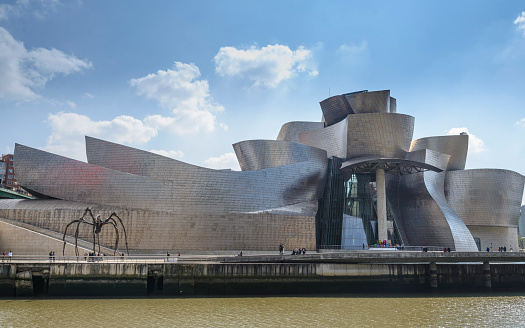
left=1, top=293, right=524, bottom=327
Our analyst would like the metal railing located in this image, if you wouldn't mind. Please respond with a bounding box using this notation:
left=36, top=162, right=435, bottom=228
left=0, top=254, right=229, bottom=264
left=318, top=245, right=445, bottom=252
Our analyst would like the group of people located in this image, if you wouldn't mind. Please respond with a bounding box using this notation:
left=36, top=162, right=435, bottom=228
left=487, top=244, right=513, bottom=252
left=375, top=240, right=400, bottom=248
left=84, top=251, right=105, bottom=262
left=48, top=251, right=56, bottom=261
left=278, top=244, right=307, bottom=255
left=292, top=247, right=306, bottom=255
left=2, top=251, right=12, bottom=262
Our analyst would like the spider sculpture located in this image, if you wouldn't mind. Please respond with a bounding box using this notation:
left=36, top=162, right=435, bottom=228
left=62, top=207, right=129, bottom=257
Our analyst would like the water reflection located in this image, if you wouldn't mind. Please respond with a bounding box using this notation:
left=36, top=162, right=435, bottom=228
left=0, top=293, right=524, bottom=327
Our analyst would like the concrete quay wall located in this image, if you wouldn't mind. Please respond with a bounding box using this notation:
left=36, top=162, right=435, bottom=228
left=2, top=261, right=525, bottom=297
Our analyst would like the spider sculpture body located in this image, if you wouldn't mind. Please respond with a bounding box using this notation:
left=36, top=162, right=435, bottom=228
left=62, top=207, right=130, bottom=256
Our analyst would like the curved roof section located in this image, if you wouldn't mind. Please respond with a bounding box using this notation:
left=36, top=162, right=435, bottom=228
left=319, top=95, right=354, bottom=126
left=319, top=90, right=396, bottom=127
left=445, top=169, right=525, bottom=227
left=276, top=121, right=324, bottom=143
left=410, top=134, right=468, bottom=171
left=85, top=136, right=219, bottom=180
left=233, top=140, right=327, bottom=171
left=15, top=142, right=327, bottom=215
left=345, top=90, right=392, bottom=114
left=346, top=113, right=414, bottom=159
left=299, top=117, right=348, bottom=158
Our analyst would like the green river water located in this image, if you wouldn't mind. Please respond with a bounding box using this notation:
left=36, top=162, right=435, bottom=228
left=0, top=293, right=524, bottom=327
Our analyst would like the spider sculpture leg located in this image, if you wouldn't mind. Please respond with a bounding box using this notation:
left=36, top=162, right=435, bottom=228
left=62, top=219, right=83, bottom=256
left=74, top=221, right=82, bottom=257
left=96, top=233, right=100, bottom=255
left=83, top=210, right=98, bottom=254
left=103, top=219, right=119, bottom=255
left=74, top=220, right=92, bottom=258
left=92, top=224, right=97, bottom=254
left=108, top=213, right=130, bottom=255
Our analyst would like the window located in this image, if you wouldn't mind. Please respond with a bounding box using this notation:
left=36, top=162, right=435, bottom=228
left=7, top=181, right=12, bottom=185
left=7, top=175, right=12, bottom=179
left=9, top=163, right=13, bottom=166
left=9, top=158, right=13, bottom=161
left=8, top=169, right=13, bottom=173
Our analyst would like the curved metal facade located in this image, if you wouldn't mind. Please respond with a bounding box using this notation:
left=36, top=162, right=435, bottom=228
left=394, top=149, right=477, bottom=251
left=346, top=113, right=414, bottom=159
left=17, top=143, right=326, bottom=216
left=276, top=121, right=324, bottom=143
left=410, top=135, right=468, bottom=171
left=233, top=140, right=327, bottom=171
left=7, top=139, right=326, bottom=252
left=0, top=199, right=316, bottom=252
left=345, top=90, right=392, bottom=114
left=319, top=95, right=353, bottom=126
left=520, top=205, right=525, bottom=238
left=445, top=169, right=525, bottom=227
left=299, top=117, right=348, bottom=158
left=445, top=169, right=524, bottom=250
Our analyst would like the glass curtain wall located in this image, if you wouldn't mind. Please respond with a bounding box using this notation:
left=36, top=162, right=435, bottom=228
left=316, top=158, right=403, bottom=250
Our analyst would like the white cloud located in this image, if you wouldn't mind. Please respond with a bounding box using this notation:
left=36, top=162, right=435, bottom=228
left=447, top=127, right=487, bottom=154
left=337, top=41, right=368, bottom=65
left=83, top=92, right=94, bottom=99
left=130, top=62, right=226, bottom=134
left=0, top=0, right=60, bottom=21
left=214, top=44, right=318, bottom=88
left=516, top=118, right=525, bottom=127
left=203, top=152, right=241, bottom=171
left=42, top=112, right=158, bottom=161
left=515, top=11, right=525, bottom=35
left=0, top=27, right=92, bottom=101
left=66, top=101, right=76, bottom=109
left=149, top=149, right=184, bottom=160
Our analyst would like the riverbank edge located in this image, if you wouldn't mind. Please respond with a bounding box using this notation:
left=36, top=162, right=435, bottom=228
left=2, top=261, right=525, bottom=297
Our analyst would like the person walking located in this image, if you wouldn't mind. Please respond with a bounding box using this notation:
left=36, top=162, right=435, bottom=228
left=8, top=251, right=12, bottom=262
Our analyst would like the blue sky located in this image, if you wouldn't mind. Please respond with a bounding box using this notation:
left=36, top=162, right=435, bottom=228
left=1, top=0, right=524, bottom=203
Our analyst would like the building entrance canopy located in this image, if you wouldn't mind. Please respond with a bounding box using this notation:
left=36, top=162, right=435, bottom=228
left=339, top=156, right=442, bottom=179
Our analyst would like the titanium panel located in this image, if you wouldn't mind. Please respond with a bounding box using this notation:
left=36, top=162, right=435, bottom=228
left=346, top=113, right=414, bottom=159
left=344, top=90, right=391, bottom=114
left=233, top=140, right=327, bottom=171
left=518, top=205, right=525, bottom=237
left=467, top=226, right=518, bottom=252
left=0, top=199, right=316, bottom=252
left=390, top=97, right=397, bottom=113
left=396, top=149, right=477, bottom=251
left=15, top=143, right=327, bottom=215
left=410, top=135, right=468, bottom=171
left=445, top=169, right=525, bottom=227
left=299, top=117, right=348, bottom=158
left=276, top=121, right=325, bottom=143
left=319, top=95, right=354, bottom=126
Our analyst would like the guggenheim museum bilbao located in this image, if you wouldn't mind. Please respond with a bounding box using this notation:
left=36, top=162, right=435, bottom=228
left=0, top=89, right=523, bottom=254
